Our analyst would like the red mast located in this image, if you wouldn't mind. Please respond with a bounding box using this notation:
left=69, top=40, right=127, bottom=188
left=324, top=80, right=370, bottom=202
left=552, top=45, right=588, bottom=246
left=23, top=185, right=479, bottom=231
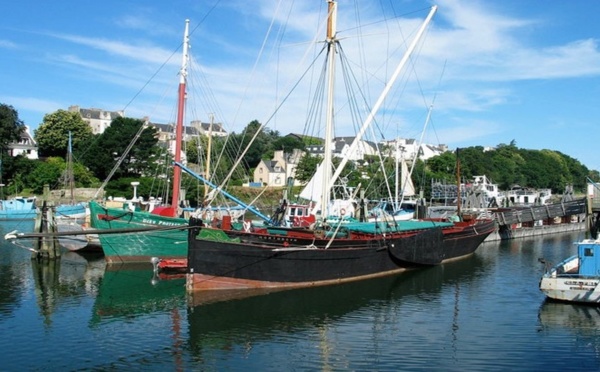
left=170, top=19, right=190, bottom=217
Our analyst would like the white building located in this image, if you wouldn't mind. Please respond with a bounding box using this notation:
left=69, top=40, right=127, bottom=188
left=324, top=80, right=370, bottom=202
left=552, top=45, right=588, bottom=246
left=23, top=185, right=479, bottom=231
left=68, top=105, right=124, bottom=134
left=8, top=126, right=38, bottom=159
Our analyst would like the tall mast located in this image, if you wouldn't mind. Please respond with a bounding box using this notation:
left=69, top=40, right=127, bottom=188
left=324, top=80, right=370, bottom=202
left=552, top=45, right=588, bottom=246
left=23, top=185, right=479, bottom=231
left=171, top=19, right=190, bottom=215
left=204, top=114, right=213, bottom=198
left=329, top=5, right=437, bottom=191
left=456, top=148, right=462, bottom=215
left=67, top=131, right=74, bottom=203
left=320, top=0, right=337, bottom=219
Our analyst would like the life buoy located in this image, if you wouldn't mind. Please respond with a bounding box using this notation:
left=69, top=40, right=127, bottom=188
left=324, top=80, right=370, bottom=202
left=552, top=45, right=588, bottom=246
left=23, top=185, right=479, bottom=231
left=340, top=208, right=346, bottom=216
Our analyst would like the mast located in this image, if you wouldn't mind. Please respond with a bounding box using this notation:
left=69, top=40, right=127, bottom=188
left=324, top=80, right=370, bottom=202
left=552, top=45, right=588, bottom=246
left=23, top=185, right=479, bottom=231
left=395, top=140, right=400, bottom=209
left=329, top=5, right=437, bottom=191
left=204, top=114, right=213, bottom=199
left=320, top=0, right=337, bottom=219
left=170, top=19, right=190, bottom=215
left=67, top=131, right=74, bottom=203
left=456, top=148, right=462, bottom=215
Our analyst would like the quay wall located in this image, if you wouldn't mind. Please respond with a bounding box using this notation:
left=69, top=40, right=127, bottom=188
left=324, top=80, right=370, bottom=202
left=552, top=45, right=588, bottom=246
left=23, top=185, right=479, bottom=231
left=484, top=220, right=587, bottom=242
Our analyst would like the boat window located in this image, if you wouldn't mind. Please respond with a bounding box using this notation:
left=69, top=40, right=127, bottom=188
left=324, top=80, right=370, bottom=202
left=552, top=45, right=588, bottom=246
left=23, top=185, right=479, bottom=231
left=584, top=248, right=594, bottom=257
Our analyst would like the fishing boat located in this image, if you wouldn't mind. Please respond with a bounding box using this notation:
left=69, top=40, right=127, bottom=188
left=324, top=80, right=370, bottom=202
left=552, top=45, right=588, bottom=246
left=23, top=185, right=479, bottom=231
left=88, top=20, right=194, bottom=263
left=185, top=3, right=495, bottom=294
left=0, top=196, right=38, bottom=220
left=539, top=238, right=600, bottom=304
left=368, top=152, right=418, bottom=222
left=55, top=132, right=88, bottom=220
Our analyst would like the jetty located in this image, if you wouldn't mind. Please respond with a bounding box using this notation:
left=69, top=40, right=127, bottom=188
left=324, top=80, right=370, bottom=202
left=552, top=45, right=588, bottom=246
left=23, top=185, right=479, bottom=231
left=486, top=197, right=587, bottom=241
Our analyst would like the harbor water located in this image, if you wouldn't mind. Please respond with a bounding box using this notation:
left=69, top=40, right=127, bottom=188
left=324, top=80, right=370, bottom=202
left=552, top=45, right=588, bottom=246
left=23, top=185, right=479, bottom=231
left=1, top=219, right=600, bottom=371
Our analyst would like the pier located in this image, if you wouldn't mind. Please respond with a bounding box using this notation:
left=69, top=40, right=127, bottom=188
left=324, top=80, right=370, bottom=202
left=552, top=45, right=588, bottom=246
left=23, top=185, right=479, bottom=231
left=487, top=197, right=587, bottom=241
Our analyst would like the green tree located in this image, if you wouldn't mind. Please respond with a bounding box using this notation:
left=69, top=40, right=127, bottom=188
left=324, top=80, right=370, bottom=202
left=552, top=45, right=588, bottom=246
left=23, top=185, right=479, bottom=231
left=294, top=153, right=321, bottom=183
left=226, top=120, right=276, bottom=170
left=1, top=155, right=37, bottom=196
left=0, top=103, right=25, bottom=154
left=80, top=117, right=160, bottom=180
left=34, top=110, right=93, bottom=158
left=25, top=157, right=64, bottom=194
left=270, top=136, right=305, bottom=157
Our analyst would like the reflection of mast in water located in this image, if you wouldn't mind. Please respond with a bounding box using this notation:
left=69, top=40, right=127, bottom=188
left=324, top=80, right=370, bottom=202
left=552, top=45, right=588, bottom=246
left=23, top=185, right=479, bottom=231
left=171, top=308, right=184, bottom=372
left=451, top=281, right=460, bottom=362
left=31, top=259, right=60, bottom=327
left=319, top=323, right=333, bottom=372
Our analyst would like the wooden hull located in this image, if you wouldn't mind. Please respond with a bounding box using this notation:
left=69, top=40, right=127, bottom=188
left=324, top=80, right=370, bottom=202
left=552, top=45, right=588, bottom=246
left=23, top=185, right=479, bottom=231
left=89, top=201, right=188, bottom=264
left=186, top=218, right=496, bottom=292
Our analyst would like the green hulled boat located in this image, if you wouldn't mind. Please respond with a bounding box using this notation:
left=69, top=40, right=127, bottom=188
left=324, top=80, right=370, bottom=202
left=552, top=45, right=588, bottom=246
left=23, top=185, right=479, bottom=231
left=88, top=200, right=188, bottom=264
left=88, top=21, right=192, bottom=264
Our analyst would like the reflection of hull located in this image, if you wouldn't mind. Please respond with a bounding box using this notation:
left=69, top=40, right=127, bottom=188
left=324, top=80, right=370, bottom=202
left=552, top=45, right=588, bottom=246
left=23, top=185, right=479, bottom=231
left=539, top=300, right=600, bottom=333
left=59, top=251, right=106, bottom=284
left=188, top=253, right=486, bottom=350
left=91, top=265, right=185, bottom=324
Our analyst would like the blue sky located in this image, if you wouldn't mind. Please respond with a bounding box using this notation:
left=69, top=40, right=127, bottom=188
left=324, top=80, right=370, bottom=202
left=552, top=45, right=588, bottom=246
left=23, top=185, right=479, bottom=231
left=2, top=0, right=600, bottom=172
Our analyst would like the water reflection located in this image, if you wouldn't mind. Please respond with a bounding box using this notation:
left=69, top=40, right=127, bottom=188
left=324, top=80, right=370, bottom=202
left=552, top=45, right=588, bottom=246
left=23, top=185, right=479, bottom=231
left=91, top=264, right=185, bottom=325
left=30, top=251, right=104, bottom=326
left=187, top=253, right=488, bottom=358
left=539, top=300, right=600, bottom=333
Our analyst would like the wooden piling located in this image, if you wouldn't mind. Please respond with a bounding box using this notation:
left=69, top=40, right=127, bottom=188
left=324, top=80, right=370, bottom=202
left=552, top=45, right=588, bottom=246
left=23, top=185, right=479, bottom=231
left=32, top=200, right=60, bottom=260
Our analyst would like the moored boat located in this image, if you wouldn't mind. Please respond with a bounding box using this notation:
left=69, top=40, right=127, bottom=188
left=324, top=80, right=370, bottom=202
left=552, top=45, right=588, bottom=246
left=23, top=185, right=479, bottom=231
left=539, top=238, right=600, bottom=304
left=0, top=196, right=38, bottom=220
left=186, top=216, right=495, bottom=291
left=89, top=200, right=188, bottom=263
left=88, top=20, right=195, bottom=263
left=185, top=2, right=496, bottom=295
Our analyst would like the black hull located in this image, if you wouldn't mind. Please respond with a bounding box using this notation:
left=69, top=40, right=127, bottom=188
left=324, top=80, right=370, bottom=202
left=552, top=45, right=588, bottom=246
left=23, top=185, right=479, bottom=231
left=186, top=219, right=496, bottom=290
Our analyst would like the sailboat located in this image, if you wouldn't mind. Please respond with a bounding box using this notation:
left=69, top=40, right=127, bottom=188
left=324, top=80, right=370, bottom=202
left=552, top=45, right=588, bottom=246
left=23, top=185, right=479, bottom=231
left=184, top=2, right=496, bottom=294
left=87, top=21, right=192, bottom=263
left=369, top=152, right=417, bottom=222
left=55, top=132, right=87, bottom=220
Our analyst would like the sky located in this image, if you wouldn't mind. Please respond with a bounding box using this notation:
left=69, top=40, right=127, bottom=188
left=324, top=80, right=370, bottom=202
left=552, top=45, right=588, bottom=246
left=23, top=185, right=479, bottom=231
left=2, top=0, right=600, bottom=172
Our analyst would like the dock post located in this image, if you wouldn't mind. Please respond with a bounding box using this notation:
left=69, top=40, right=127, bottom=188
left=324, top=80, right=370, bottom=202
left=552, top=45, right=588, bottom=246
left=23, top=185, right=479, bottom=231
left=32, top=200, right=61, bottom=260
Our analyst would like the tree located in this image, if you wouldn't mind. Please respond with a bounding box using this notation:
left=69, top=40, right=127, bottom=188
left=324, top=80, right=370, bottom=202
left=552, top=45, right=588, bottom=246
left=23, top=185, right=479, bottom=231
left=226, top=120, right=274, bottom=170
left=0, top=103, right=26, bottom=154
left=34, top=110, right=93, bottom=158
left=271, top=136, right=306, bottom=155
left=1, top=155, right=37, bottom=195
left=294, top=153, right=321, bottom=183
left=79, top=117, right=160, bottom=180
left=25, top=157, right=64, bottom=194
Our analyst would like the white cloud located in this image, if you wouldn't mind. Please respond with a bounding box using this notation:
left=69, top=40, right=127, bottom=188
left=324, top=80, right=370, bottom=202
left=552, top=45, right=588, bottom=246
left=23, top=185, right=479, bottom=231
left=0, top=96, right=63, bottom=121
left=0, top=39, right=17, bottom=49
